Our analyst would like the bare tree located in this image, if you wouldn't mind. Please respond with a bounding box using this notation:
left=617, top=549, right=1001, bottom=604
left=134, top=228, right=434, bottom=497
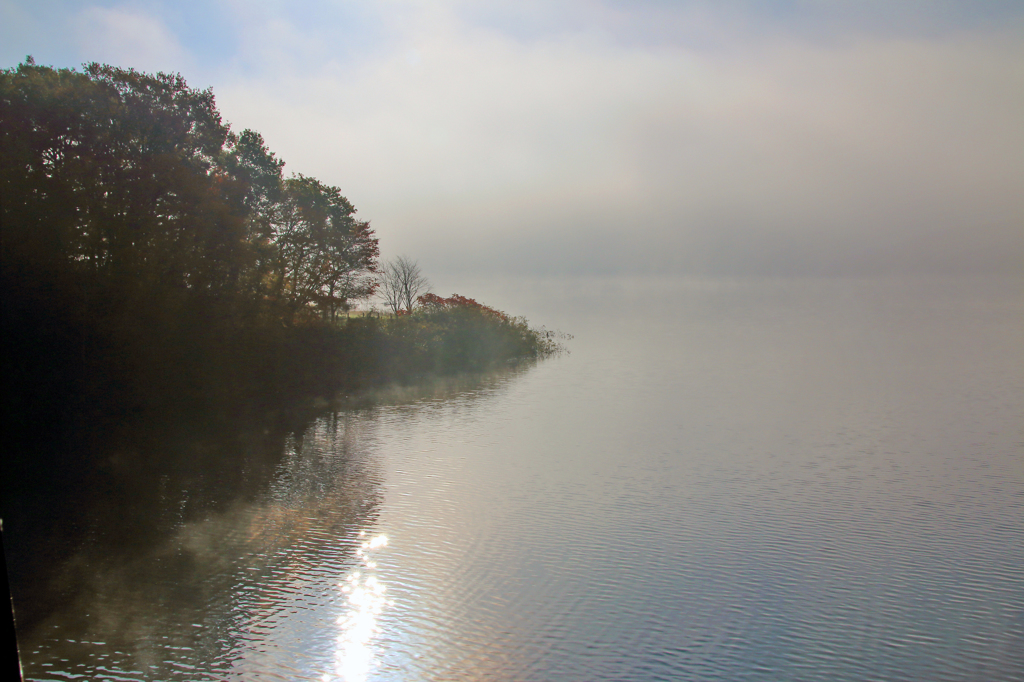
left=378, top=256, right=430, bottom=315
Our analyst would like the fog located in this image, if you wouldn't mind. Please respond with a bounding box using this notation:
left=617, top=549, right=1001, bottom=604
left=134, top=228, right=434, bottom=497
left=4, top=1, right=1022, bottom=278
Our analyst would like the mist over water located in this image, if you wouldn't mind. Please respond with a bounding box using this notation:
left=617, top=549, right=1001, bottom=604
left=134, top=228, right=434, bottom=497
left=16, top=274, right=1024, bottom=681
left=5, top=2, right=1022, bottom=678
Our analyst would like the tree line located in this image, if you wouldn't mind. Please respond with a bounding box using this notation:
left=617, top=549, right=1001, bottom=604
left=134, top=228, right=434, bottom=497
left=2, top=58, right=379, bottom=324
left=1, top=58, right=559, bottom=437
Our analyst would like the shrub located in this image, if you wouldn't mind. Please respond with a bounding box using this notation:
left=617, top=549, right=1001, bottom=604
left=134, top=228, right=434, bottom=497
left=371, top=294, right=558, bottom=379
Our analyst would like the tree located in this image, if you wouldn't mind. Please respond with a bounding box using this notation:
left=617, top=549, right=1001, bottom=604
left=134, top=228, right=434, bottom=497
left=263, top=174, right=378, bottom=321
left=1, top=60, right=379, bottom=324
left=220, top=128, right=286, bottom=295
left=1, top=61, right=249, bottom=292
left=378, top=256, right=429, bottom=315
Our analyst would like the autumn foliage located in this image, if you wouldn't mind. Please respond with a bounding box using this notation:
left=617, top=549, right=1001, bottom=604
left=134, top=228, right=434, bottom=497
left=416, top=293, right=508, bottom=319
left=357, top=293, right=558, bottom=379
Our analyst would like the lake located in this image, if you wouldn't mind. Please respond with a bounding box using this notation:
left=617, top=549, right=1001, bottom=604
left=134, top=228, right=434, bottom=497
left=12, top=275, right=1024, bottom=681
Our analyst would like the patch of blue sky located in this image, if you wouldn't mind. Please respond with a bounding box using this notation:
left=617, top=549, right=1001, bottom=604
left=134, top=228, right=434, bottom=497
left=1, top=0, right=80, bottom=69
left=1, top=0, right=393, bottom=78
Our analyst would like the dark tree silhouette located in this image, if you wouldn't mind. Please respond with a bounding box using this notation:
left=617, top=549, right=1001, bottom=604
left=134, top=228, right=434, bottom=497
left=1, top=57, right=551, bottom=447
left=1, top=60, right=379, bottom=323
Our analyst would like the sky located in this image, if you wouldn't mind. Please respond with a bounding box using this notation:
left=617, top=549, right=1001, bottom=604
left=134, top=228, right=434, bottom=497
left=3, top=0, right=1022, bottom=278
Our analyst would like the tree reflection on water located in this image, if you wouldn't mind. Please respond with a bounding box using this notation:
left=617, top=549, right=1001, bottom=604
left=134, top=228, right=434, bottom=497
left=7, top=367, right=529, bottom=680
left=9, top=403, right=385, bottom=679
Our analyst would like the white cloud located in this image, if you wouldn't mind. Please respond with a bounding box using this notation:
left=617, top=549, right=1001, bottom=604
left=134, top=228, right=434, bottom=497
left=2, top=1, right=1019, bottom=276
left=209, top=5, right=1022, bottom=276
left=8, top=1, right=1003, bottom=276
left=76, top=5, right=191, bottom=74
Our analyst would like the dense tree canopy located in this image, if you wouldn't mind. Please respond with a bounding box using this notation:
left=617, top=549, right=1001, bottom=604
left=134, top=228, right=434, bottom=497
left=0, top=60, right=378, bottom=321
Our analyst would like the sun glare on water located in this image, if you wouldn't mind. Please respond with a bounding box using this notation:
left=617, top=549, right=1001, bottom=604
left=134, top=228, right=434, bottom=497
left=324, top=532, right=391, bottom=682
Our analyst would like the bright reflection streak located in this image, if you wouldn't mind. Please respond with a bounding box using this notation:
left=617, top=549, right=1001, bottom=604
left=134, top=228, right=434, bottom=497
left=325, top=532, right=390, bottom=682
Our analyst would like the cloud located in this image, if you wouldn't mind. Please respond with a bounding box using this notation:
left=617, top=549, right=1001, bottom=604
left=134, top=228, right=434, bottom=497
left=5, top=1, right=1021, bottom=276
left=76, top=5, right=191, bottom=74
left=210, top=5, right=1022, bottom=276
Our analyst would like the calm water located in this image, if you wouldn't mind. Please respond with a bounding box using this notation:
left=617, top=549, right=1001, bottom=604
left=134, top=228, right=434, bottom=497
left=14, top=276, right=1024, bottom=681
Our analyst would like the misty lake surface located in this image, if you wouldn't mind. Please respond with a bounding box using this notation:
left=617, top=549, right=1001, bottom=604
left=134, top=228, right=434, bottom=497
left=17, top=276, right=1024, bottom=681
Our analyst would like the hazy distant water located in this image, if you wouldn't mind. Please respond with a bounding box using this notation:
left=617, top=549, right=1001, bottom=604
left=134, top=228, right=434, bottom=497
left=18, top=276, right=1024, bottom=681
